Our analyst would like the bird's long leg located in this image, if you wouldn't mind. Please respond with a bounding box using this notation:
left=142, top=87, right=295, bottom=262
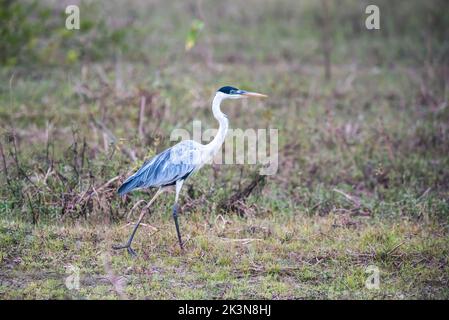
left=113, top=187, right=165, bottom=256
left=173, top=180, right=184, bottom=250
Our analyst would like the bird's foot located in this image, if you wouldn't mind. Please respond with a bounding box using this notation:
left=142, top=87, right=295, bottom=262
left=112, top=243, right=137, bottom=257
left=127, top=246, right=137, bottom=257
left=178, top=240, right=185, bottom=252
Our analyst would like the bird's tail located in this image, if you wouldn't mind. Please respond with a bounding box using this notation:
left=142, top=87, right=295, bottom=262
left=117, top=177, right=139, bottom=196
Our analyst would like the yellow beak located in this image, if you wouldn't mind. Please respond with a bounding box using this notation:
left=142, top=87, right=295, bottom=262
left=242, top=91, right=268, bottom=98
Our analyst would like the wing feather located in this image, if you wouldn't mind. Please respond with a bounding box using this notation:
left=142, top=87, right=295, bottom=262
left=117, top=141, right=202, bottom=195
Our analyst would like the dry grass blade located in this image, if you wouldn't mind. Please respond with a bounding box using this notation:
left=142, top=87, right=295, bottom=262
left=218, top=237, right=262, bottom=245
left=332, top=188, right=361, bottom=207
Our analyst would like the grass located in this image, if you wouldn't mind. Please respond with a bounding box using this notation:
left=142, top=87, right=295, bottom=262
left=1, top=214, right=448, bottom=299
left=0, top=0, right=448, bottom=299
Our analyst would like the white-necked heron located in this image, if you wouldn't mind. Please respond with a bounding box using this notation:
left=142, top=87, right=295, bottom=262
left=113, top=86, right=267, bottom=255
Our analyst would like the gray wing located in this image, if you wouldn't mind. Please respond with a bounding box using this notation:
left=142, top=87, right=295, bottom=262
left=117, top=141, right=202, bottom=195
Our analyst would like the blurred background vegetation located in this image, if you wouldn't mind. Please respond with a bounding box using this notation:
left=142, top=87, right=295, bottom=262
left=0, top=0, right=448, bottom=299
left=1, top=0, right=447, bottom=221
left=1, top=0, right=448, bottom=66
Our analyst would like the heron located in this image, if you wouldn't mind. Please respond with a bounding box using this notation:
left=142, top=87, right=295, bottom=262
left=113, top=86, right=268, bottom=256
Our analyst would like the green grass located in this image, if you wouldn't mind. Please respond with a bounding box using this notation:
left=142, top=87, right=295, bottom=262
left=1, top=215, right=448, bottom=299
left=0, top=0, right=448, bottom=299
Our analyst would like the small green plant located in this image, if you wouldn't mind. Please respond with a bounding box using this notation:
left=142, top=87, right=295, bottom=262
left=185, top=19, right=204, bottom=51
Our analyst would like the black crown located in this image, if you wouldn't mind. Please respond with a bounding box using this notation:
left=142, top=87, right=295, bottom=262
left=217, top=86, right=239, bottom=94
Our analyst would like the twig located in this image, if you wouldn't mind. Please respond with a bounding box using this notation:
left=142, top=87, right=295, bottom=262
left=417, top=187, right=431, bottom=202
left=10, top=131, right=36, bottom=187
left=310, top=201, right=324, bottom=212
left=218, top=237, right=262, bottom=245
left=333, top=188, right=361, bottom=207
left=119, top=222, right=158, bottom=232
left=138, top=95, right=146, bottom=140
left=45, top=121, right=53, bottom=170
left=0, top=139, right=10, bottom=186
left=95, top=65, right=110, bottom=86
left=126, top=199, right=146, bottom=219
left=386, top=241, right=405, bottom=256
left=219, top=173, right=266, bottom=215
left=97, top=176, right=120, bottom=192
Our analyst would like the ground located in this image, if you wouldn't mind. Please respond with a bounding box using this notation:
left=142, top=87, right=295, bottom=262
left=1, top=213, right=448, bottom=299
left=0, top=0, right=448, bottom=299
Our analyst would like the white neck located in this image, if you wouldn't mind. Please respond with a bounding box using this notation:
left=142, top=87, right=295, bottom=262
left=205, top=93, right=229, bottom=157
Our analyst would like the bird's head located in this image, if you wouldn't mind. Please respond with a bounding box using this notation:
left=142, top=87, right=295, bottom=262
left=216, top=86, right=268, bottom=100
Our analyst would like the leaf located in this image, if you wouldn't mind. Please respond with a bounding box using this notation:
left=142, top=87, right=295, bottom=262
left=185, top=19, right=204, bottom=51
left=66, top=49, right=79, bottom=64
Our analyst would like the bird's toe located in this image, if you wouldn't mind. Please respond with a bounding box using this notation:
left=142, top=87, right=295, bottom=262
left=112, top=243, right=127, bottom=250
left=127, top=247, right=137, bottom=257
